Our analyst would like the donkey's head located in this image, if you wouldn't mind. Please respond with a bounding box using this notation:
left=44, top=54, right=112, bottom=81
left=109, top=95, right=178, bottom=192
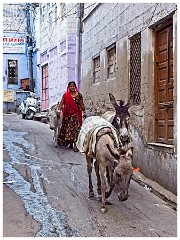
left=113, top=147, right=133, bottom=201
left=46, top=104, right=58, bottom=130
left=109, top=93, right=131, bottom=145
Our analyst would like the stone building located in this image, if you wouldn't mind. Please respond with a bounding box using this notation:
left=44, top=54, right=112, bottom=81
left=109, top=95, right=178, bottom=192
left=81, top=3, right=177, bottom=194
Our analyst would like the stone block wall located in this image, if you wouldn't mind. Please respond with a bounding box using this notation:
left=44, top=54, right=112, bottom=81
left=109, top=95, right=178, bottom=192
left=81, top=3, right=177, bottom=194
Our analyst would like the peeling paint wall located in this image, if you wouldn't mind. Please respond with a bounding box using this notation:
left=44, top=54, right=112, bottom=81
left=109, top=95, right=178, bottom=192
left=81, top=3, right=177, bottom=194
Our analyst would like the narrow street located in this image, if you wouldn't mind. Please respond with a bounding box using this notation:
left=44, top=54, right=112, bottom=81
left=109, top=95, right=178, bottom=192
left=3, top=113, right=177, bottom=237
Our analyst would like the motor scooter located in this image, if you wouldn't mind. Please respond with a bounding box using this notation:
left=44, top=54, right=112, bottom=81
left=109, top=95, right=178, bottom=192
left=19, top=92, right=38, bottom=120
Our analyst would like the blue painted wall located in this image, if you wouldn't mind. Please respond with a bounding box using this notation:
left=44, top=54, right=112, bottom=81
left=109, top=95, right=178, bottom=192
left=3, top=32, right=38, bottom=112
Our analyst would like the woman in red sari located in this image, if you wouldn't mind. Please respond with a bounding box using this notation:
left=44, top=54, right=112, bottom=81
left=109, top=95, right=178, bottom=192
left=57, top=81, right=85, bottom=152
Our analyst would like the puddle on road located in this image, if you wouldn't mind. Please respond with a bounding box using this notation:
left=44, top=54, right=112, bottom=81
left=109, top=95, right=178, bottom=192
left=3, top=130, right=80, bottom=237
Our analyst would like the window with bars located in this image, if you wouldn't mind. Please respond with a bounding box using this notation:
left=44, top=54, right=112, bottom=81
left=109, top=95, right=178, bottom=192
left=93, top=56, right=100, bottom=83
left=107, top=44, right=116, bottom=79
left=3, top=5, right=18, bottom=18
left=130, top=33, right=141, bottom=105
left=8, top=59, right=18, bottom=84
left=60, top=3, right=66, bottom=20
left=54, top=5, right=57, bottom=24
left=49, top=11, right=52, bottom=32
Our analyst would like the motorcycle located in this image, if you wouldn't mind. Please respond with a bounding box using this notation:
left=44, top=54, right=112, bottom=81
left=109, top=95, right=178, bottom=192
left=19, top=92, right=38, bottom=120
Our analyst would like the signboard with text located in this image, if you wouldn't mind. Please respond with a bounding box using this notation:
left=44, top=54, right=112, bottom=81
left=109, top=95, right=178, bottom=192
left=3, top=90, right=15, bottom=102
left=3, top=37, right=26, bottom=53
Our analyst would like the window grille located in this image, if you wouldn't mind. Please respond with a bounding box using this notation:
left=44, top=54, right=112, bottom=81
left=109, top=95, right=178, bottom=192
left=93, top=56, right=100, bottom=83
left=54, top=5, right=57, bottom=24
left=49, top=11, right=52, bottom=32
left=8, top=60, right=18, bottom=85
left=130, top=33, right=141, bottom=105
left=3, top=4, right=24, bottom=18
left=61, top=3, right=66, bottom=20
left=107, top=44, right=116, bottom=79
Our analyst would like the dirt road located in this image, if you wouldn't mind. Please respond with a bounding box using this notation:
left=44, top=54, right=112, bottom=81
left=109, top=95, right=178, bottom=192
left=3, top=113, right=177, bottom=237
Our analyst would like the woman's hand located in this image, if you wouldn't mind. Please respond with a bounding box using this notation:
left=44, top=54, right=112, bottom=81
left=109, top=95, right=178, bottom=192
left=56, top=106, right=61, bottom=117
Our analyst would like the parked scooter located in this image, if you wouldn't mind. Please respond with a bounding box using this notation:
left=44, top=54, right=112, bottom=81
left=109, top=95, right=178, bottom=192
left=19, top=92, right=38, bottom=120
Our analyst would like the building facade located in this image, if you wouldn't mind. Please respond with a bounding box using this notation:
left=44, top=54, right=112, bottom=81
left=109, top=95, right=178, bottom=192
left=3, top=3, right=38, bottom=112
left=39, top=3, right=81, bottom=110
left=81, top=3, right=177, bottom=194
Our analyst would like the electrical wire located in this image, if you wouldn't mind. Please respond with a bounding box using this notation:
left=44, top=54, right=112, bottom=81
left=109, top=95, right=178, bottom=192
left=3, top=4, right=27, bottom=31
left=37, top=3, right=75, bottom=43
left=38, top=3, right=97, bottom=25
left=11, top=15, right=27, bottom=39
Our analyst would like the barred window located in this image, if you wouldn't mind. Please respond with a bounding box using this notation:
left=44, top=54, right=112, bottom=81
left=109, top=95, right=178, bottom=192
left=3, top=4, right=25, bottom=21
left=130, top=33, right=141, bottom=105
left=60, top=3, right=66, bottom=20
left=107, top=44, right=116, bottom=79
left=54, top=5, right=57, bottom=24
left=93, top=56, right=100, bottom=83
left=8, top=60, right=18, bottom=84
left=49, top=11, right=52, bottom=31
left=3, top=5, right=18, bottom=18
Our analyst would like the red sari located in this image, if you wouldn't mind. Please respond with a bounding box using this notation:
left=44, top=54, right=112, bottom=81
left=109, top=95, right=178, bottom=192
left=62, top=91, right=83, bottom=126
left=58, top=92, right=83, bottom=146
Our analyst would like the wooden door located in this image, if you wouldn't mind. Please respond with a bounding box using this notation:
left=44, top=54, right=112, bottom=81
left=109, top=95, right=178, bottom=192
left=155, top=21, right=173, bottom=144
left=42, top=64, right=49, bottom=111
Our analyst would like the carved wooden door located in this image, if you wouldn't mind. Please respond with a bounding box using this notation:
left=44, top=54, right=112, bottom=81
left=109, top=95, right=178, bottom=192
left=155, top=21, right=173, bottom=144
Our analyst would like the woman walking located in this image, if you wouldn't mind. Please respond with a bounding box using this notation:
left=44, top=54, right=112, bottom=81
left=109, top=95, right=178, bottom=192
left=57, top=81, right=85, bottom=152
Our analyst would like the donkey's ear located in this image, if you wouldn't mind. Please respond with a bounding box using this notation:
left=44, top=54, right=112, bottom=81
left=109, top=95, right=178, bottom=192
left=109, top=93, right=118, bottom=108
left=126, top=147, right=133, bottom=157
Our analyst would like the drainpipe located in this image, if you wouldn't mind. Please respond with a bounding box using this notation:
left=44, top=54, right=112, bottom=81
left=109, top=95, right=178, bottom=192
left=75, top=3, right=81, bottom=89
left=26, top=3, right=34, bottom=92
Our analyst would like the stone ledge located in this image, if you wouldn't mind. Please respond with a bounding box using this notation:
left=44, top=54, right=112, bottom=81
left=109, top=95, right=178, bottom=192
left=147, top=142, right=174, bottom=153
left=132, top=171, right=177, bottom=210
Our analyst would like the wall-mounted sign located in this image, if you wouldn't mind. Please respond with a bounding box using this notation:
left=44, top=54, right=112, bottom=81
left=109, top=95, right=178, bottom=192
left=3, top=90, right=15, bottom=102
left=3, top=37, right=26, bottom=53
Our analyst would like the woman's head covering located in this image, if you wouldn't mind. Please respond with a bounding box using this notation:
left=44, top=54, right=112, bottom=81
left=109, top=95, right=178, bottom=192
left=63, top=81, right=82, bottom=125
left=67, top=81, right=78, bottom=92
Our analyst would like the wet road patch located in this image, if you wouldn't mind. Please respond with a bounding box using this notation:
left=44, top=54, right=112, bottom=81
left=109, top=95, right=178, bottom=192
left=3, top=130, right=80, bottom=237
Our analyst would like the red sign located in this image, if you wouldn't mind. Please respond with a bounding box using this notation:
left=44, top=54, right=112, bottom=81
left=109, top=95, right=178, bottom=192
left=3, top=37, right=26, bottom=53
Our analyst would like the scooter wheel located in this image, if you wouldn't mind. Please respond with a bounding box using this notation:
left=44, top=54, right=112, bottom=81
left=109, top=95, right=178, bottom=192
left=26, top=109, right=35, bottom=120
left=22, top=114, right=26, bottom=119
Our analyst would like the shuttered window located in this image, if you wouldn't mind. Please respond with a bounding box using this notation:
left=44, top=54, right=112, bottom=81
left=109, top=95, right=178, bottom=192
left=93, top=56, right=100, bottom=83
left=107, top=44, right=116, bottom=79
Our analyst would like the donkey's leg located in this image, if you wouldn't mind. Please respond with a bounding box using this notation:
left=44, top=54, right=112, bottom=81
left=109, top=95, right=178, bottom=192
left=99, top=165, right=107, bottom=213
left=54, top=127, right=58, bottom=148
left=106, top=166, right=110, bottom=185
left=86, top=155, right=94, bottom=198
left=105, top=165, right=115, bottom=198
left=94, top=160, right=101, bottom=195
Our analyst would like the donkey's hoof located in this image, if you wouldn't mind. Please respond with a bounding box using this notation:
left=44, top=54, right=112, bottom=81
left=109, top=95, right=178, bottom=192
left=89, top=191, right=94, bottom=198
left=54, top=145, right=58, bottom=148
left=100, top=206, right=107, bottom=214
